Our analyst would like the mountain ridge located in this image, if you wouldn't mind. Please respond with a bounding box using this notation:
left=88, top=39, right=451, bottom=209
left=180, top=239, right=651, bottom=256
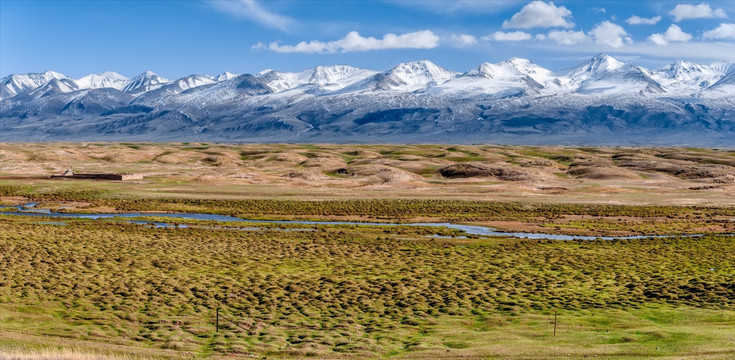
left=1, top=54, right=734, bottom=146
left=4, top=55, right=733, bottom=99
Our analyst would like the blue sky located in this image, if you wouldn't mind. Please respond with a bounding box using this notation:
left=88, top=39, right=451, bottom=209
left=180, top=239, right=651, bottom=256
left=2, top=1, right=735, bottom=78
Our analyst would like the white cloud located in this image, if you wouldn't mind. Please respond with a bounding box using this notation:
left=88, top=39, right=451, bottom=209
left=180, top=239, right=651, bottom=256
left=264, top=30, right=441, bottom=54
left=533, top=40, right=735, bottom=63
left=626, top=15, right=662, bottom=25
left=666, top=26, right=693, bottom=42
left=535, top=34, right=547, bottom=40
left=614, top=42, right=735, bottom=62
left=591, top=7, right=606, bottom=14
left=208, top=0, right=296, bottom=32
left=447, top=34, right=478, bottom=47
left=648, top=24, right=692, bottom=45
left=669, top=3, right=727, bottom=22
left=648, top=34, right=667, bottom=46
left=502, top=1, right=574, bottom=29
left=482, top=31, right=532, bottom=41
left=547, top=30, right=588, bottom=45
left=589, top=21, right=632, bottom=48
left=703, top=23, right=735, bottom=40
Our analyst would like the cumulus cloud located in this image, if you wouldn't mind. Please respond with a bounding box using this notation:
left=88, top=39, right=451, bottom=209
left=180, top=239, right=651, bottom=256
left=263, top=30, right=441, bottom=54
left=703, top=23, right=735, bottom=40
left=482, top=31, right=532, bottom=41
left=447, top=34, right=478, bottom=47
left=209, top=0, right=296, bottom=32
left=647, top=35, right=667, bottom=46
left=589, top=21, right=632, bottom=48
left=502, top=1, right=574, bottom=29
left=648, top=24, right=692, bottom=45
left=669, top=3, right=727, bottom=22
left=547, top=30, right=588, bottom=45
left=626, top=15, right=662, bottom=25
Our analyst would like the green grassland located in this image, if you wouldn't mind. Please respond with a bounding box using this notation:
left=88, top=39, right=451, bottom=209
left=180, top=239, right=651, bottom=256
left=0, top=216, right=733, bottom=359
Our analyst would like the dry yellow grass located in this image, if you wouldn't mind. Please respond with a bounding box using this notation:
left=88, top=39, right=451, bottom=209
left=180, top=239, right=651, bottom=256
left=0, top=348, right=150, bottom=360
left=1, top=143, right=734, bottom=206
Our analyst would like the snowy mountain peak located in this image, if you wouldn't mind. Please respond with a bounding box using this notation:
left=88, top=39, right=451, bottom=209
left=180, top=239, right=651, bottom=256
left=310, top=65, right=354, bottom=83
left=463, top=58, right=551, bottom=85
left=500, top=58, right=552, bottom=83
left=307, top=65, right=376, bottom=88
left=99, top=71, right=125, bottom=78
left=389, top=60, right=450, bottom=76
left=254, top=70, right=295, bottom=92
left=128, top=71, right=168, bottom=83
left=463, top=63, right=498, bottom=78
left=75, top=71, right=129, bottom=90
left=673, top=60, right=697, bottom=68
left=171, top=74, right=215, bottom=91
left=558, top=54, right=631, bottom=91
left=254, top=65, right=377, bottom=92
left=652, top=60, right=731, bottom=90
left=129, top=74, right=216, bottom=103
left=658, top=61, right=705, bottom=76
left=567, top=54, right=625, bottom=77
left=216, top=72, right=239, bottom=82
left=589, top=53, right=624, bottom=68
left=381, top=60, right=457, bottom=89
left=123, top=71, right=170, bottom=94
left=42, top=70, right=67, bottom=79
left=1, top=71, right=68, bottom=99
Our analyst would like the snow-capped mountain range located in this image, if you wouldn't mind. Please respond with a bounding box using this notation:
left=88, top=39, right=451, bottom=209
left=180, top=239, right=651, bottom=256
left=1, top=54, right=734, bottom=146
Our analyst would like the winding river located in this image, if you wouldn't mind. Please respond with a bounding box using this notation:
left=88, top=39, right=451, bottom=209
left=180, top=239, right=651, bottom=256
left=0, top=204, right=713, bottom=241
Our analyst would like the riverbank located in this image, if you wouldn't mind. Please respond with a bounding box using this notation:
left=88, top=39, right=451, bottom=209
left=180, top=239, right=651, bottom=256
left=2, top=191, right=734, bottom=237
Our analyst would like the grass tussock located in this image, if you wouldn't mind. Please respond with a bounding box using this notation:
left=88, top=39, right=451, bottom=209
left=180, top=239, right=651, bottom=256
left=0, top=218, right=733, bottom=358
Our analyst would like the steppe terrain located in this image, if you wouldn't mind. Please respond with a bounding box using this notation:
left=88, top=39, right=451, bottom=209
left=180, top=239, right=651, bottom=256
left=0, top=143, right=734, bottom=359
left=1, top=142, right=734, bottom=204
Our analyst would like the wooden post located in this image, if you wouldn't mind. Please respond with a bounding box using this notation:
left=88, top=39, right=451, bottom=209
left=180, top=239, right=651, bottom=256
left=553, top=310, right=557, bottom=336
left=216, top=307, right=219, bottom=333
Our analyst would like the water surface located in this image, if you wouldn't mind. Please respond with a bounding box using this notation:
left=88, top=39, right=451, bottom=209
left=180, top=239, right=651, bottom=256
left=0, top=206, right=713, bottom=241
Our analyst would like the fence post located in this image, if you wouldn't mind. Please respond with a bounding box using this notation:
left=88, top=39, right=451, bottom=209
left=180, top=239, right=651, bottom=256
left=216, top=307, right=219, bottom=333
